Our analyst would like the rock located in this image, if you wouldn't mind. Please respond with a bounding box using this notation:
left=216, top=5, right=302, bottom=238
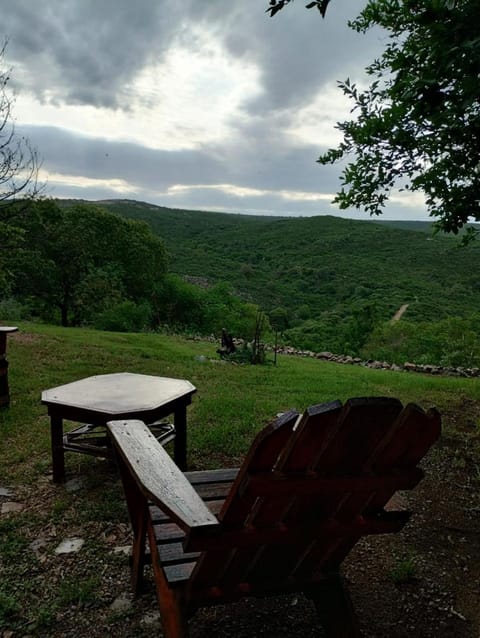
left=141, top=610, right=161, bottom=625
left=110, top=592, right=132, bottom=612
left=1, top=501, right=24, bottom=514
left=55, top=537, right=85, bottom=554
left=112, top=545, right=131, bottom=556
left=0, top=487, right=14, bottom=498
left=65, top=477, right=85, bottom=492
left=30, top=537, right=48, bottom=556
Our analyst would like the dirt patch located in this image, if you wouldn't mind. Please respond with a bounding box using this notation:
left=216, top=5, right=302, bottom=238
left=1, top=422, right=479, bottom=637
left=7, top=331, right=45, bottom=345
left=391, top=303, right=410, bottom=322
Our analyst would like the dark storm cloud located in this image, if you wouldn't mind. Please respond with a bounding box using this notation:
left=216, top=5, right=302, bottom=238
left=4, top=0, right=380, bottom=114
left=199, top=0, right=383, bottom=114
left=4, top=0, right=182, bottom=107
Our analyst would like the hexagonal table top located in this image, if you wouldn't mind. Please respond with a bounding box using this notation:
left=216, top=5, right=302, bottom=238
left=42, top=372, right=196, bottom=419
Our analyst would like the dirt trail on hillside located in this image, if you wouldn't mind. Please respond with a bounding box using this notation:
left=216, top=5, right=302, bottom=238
left=391, top=303, right=409, bottom=321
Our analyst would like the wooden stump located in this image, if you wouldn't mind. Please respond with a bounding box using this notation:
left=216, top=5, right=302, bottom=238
left=0, top=327, right=18, bottom=408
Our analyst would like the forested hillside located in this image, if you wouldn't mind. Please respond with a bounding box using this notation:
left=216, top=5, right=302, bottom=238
left=93, top=199, right=480, bottom=321
left=72, top=198, right=480, bottom=366
left=16, top=198, right=477, bottom=366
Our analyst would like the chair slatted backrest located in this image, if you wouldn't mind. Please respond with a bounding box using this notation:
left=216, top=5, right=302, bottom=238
left=187, top=397, right=440, bottom=599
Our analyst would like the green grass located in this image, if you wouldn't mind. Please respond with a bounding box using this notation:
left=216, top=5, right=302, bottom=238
left=57, top=576, right=99, bottom=606
left=1, top=321, right=480, bottom=481
left=0, top=589, right=19, bottom=625
left=389, top=555, right=418, bottom=584
left=0, top=321, right=479, bottom=636
left=0, top=516, right=30, bottom=562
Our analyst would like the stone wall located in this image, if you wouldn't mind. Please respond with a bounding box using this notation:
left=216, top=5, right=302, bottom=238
left=273, top=346, right=480, bottom=378
left=189, top=334, right=480, bottom=377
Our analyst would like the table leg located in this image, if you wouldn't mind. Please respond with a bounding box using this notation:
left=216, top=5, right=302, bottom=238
left=50, top=415, right=66, bottom=483
left=0, top=333, right=9, bottom=407
left=173, top=405, right=187, bottom=471
left=0, top=358, right=9, bottom=408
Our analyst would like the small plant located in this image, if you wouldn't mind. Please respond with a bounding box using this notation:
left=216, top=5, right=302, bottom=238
left=389, top=556, right=417, bottom=584
left=0, top=589, right=20, bottom=626
left=31, top=604, right=58, bottom=631
left=76, top=487, right=127, bottom=523
left=52, top=498, right=70, bottom=522
left=57, top=576, right=99, bottom=607
left=0, top=519, right=28, bottom=563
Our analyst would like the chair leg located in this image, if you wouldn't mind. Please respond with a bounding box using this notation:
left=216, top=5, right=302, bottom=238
left=148, top=524, right=189, bottom=638
left=131, top=507, right=147, bottom=595
left=305, top=573, right=361, bottom=638
left=156, top=588, right=189, bottom=638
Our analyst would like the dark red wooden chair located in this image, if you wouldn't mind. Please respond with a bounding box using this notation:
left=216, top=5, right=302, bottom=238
left=107, top=397, right=441, bottom=637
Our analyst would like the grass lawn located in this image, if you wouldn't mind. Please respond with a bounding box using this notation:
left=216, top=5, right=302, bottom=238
left=2, top=322, right=480, bottom=482
left=0, top=323, right=479, bottom=637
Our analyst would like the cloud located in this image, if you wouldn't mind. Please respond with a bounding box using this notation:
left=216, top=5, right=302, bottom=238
left=23, top=125, right=224, bottom=190
left=6, top=1, right=382, bottom=115
left=5, top=0, right=181, bottom=108
left=23, top=121, right=343, bottom=197
left=24, top=123, right=428, bottom=222
left=3, top=1, right=428, bottom=222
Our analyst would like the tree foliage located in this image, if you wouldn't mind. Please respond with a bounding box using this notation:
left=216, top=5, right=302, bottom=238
left=6, top=200, right=266, bottom=338
left=0, top=42, right=41, bottom=294
left=362, top=315, right=480, bottom=367
left=0, top=43, right=39, bottom=205
left=154, top=274, right=265, bottom=340
left=266, top=0, right=331, bottom=18
left=268, top=0, right=480, bottom=234
left=318, top=0, right=480, bottom=234
left=11, top=200, right=167, bottom=326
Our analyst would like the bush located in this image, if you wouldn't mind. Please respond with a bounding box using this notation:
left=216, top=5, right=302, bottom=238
left=0, top=297, right=31, bottom=321
left=94, top=300, right=152, bottom=332
left=362, top=315, right=480, bottom=368
left=154, top=275, right=267, bottom=340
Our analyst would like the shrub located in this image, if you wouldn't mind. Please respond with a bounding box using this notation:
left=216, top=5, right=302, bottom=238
left=362, top=315, right=480, bottom=367
left=94, top=300, right=152, bottom=332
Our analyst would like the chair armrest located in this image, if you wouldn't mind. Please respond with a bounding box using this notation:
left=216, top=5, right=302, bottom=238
left=107, top=419, right=219, bottom=536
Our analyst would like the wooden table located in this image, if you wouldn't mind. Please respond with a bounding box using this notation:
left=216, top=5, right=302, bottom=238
left=41, top=372, right=196, bottom=483
left=0, top=327, right=18, bottom=408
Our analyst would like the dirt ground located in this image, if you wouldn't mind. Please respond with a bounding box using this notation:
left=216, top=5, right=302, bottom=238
left=1, top=412, right=479, bottom=638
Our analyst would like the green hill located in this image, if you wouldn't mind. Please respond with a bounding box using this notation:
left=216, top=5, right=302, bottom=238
left=53, top=198, right=480, bottom=362
left=72, top=199, right=480, bottom=324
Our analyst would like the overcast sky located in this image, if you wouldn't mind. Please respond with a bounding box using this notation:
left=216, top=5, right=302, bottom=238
left=3, top=0, right=428, bottom=220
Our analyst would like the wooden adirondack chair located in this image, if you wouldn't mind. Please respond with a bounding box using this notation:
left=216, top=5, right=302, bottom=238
left=106, top=397, right=441, bottom=638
